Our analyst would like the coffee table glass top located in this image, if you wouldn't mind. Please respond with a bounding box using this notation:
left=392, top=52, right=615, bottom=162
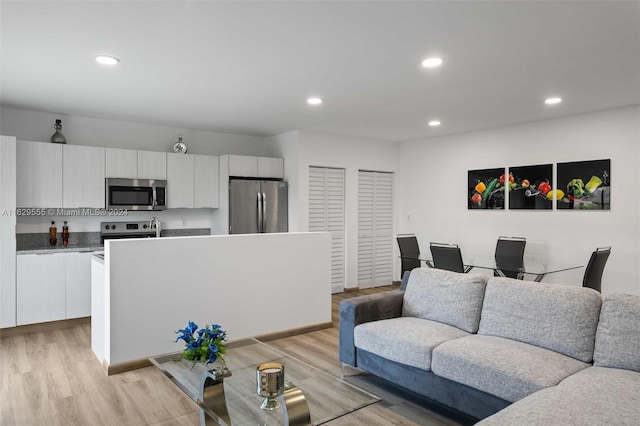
left=150, top=338, right=379, bottom=425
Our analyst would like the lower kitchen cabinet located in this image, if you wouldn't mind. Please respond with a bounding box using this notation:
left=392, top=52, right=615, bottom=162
left=17, top=251, right=94, bottom=326
left=17, top=253, right=66, bottom=325
left=65, top=252, right=93, bottom=319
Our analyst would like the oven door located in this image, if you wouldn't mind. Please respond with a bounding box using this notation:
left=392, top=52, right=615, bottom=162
left=106, top=178, right=167, bottom=211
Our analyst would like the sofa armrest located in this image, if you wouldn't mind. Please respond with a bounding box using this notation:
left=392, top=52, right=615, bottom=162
left=339, top=290, right=404, bottom=366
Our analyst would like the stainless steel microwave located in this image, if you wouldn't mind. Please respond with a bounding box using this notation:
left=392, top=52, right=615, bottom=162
left=105, top=178, right=167, bottom=211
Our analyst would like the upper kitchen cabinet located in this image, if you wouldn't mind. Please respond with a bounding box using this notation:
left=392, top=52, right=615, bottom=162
left=63, top=145, right=105, bottom=208
left=167, top=153, right=195, bottom=208
left=138, top=151, right=167, bottom=180
left=228, top=154, right=258, bottom=177
left=226, top=155, right=284, bottom=178
left=194, top=154, right=219, bottom=208
left=257, top=157, right=284, bottom=179
left=105, top=148, right=137, bottom=178
left=17, top=140, right=63, bottom=208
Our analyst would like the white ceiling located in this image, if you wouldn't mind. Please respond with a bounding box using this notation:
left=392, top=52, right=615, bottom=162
left=1, top=1, right=639, bottom=142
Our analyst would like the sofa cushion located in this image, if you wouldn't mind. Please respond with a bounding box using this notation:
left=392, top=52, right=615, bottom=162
left=594, top=293, right=640, bottom=372
left=478, top=277, right=602, bottom=362
left=431, top=334, right=590, bottom=402
left=476, top=367, right=640, bottom=426
left=354, top=317, right=470, bottom=371
left=402, top=267, right=488, bottom=333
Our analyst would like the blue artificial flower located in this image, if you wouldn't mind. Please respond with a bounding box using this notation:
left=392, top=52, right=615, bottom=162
left=207, top=343, right=219, bottom=364
left=175, top=321, right=227, bottom=365
left=175, top=321, right=199, bottom=343
left=186, top=321, right=198, bottom=335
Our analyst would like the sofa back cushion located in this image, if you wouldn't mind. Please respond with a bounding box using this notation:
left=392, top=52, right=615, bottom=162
left=402, top=267, right=488, bottom=333
left=478, top=277, right=602, bottom=362
left=593, top=293, right=640, bottom=371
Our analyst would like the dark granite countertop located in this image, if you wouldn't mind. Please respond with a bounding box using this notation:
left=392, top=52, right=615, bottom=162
left=16, top=228, right=211, bottom=255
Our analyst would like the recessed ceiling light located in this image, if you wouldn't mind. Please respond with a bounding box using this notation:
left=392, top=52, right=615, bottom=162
left=428, top=120, right=441, bottom=127
left=95, top=55, right=120, bottom=65
left=307, top=97, right=323, bottom=105
left=545, top=97, right=562, bottom=105
left=421, top=57, right=443, bottom=68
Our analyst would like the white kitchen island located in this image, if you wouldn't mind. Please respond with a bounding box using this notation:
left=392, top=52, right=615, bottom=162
left=91, top=232, right=331, bottom=374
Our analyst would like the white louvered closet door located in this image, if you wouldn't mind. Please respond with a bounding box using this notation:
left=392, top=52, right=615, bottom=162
left=358, top=171, right=394, bottom=288
left=309, top=167, right=345, bottom=293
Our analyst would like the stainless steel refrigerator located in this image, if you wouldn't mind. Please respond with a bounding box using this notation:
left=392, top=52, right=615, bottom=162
left=229, top=179, right=288, bottom=234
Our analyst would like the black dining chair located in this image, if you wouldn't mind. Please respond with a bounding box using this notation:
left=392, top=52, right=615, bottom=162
left=397, top=234, right=421, bottom=276
left=430, top=242, right=469, bottom=273
left=583, top=247, right=611, bottom=292
left=494, top=236, right=526, bottom=279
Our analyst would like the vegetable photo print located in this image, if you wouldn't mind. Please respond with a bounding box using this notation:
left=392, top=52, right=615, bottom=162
left=557, top=159, right=610, bottom=210
left=508, top=164, right=553, bottom=210
left=468, top=168, right=505, bottom=209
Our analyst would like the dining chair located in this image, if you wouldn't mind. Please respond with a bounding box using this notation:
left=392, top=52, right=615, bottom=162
left=583, top=247, right=611, bottom=292
left=430, top=242, right=468, bottom=273
left=494, top=236, right=526, bottom=279
left=397, top=234, right=421, bottom=276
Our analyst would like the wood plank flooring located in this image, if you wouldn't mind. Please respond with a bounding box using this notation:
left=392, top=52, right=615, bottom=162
left=0, top=286, right=466, bottom=426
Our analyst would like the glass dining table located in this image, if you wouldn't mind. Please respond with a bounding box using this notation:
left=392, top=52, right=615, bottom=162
left=406, top=256, right=583, bottom=282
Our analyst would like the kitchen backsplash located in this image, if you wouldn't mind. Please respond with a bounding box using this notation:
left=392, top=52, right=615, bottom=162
left=16, top=209, right=215, bottom=234
left=17, top=232, right=101, bottom=250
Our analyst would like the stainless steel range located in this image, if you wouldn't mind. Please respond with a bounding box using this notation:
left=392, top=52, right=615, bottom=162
left=100, top=220, right=160, bottom=242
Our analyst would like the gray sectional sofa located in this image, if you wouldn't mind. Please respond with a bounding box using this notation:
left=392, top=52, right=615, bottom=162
left=339, top=267, right=640, bottom=424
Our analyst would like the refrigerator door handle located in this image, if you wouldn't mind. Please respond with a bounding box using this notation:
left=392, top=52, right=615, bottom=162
left=262, top=192, right=267, bottom=232
left=257, top=192, right=263, bottom=233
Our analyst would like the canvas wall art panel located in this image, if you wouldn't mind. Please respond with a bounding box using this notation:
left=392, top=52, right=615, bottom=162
left=557, top=159, right=610, bottom=210
left=468, top=168, right=505, bottom=209
left=508, top=164, right=553, bottom=210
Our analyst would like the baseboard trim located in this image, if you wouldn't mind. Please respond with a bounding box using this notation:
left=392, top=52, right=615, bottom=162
left=106, top=358, right=152, bottom=376
left=255, top=321, right=333, bottom=342
left=105, top=321, right=334, bottom=375
left=0, top=317, right=91, bottom=338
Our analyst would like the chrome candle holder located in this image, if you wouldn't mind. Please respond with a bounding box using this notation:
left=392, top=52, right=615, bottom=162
left=256, top=362, right=285, bottom=410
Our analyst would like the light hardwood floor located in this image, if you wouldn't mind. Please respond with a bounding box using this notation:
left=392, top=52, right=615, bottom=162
left=0, top=286, right=466, bottom=426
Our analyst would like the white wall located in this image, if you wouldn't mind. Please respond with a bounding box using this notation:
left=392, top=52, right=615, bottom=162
left=295, top=131, right=401, bottom=289
left=269, top=130, right=300, bottom=232
left=16, top=209, right=212, bottom=233
left=398, top=105, right=640, bottom=295
left=0, top=107, right=277, bottom=156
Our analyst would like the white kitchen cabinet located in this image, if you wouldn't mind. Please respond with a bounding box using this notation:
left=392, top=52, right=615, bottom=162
left=226, top=155, right=283, bottom=179
left=167, top=153, right=195, bottom=208
left=16, top=140, right=63, bottom=207
left=17, top=250, right=95, bottom=325
left=63, top=145, right=105, bottom=208
left=106, top=148, right=137, bottom=178
left=0, top=136, right=17, bottom=327
left=17, top=253, right=66, bottom=325
left=65, top=252, right=92, bottom=319
left=194, top=154, right=219, bottom=208
left=257, top=157, right=284, bottom=179
left=228, top=155, right=258, bottom=177
left=137, top=151, right=167, bottom=180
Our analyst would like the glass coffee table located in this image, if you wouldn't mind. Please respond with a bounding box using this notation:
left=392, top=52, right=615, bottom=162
left=150, top=338, right=379, bottom=425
